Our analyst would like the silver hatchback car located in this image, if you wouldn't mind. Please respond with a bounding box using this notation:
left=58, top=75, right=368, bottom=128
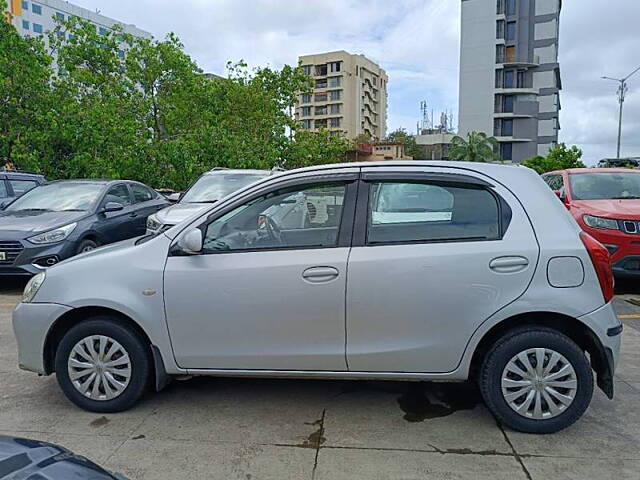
left=13, top=162, right=622, bottom=433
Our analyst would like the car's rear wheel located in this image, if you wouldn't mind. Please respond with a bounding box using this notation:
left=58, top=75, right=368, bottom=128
left=479, top=326, right=593, bottom=434
left=76, top=239, right=99, bottom=254
left=55, top=317, right=151, bottom=412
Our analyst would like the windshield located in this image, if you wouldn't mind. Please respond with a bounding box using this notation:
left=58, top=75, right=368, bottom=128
left=180, top=173, right=266, bottom=203
left=570, top=172, right=640, bottom=200
left=5, top=183, right=104, bottom=212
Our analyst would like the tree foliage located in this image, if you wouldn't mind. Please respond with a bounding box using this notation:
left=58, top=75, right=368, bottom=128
left=448, top=132, right=499, bottom=162
left=0, top=0, right=51, bottom=168
left=522, top=143, right=585, bottom=174
left=385, top=128, right=424, bottom=159
left=0, top=12, right=350, bottom=189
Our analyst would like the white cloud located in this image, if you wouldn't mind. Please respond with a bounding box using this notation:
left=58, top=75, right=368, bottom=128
left=73, top=0, right=640, bottom=163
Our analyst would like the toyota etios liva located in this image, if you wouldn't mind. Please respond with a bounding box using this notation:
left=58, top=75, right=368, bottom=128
left=13, top=162, right=621, bottom=433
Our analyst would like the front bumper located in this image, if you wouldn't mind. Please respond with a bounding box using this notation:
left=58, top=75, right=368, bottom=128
left=12, top=302, right=72, bottom=374
left=0, top=239, right=77, bottom=277
left=612, top=255, right=640, bottom=278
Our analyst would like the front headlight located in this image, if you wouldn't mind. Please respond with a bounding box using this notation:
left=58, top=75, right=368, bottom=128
left=583, top=215, right=619, bottom=230
left=27, top=222, right=77, bottom=245
left=23, top=272, right=46, bottom=303
left=147, top=214, right=162, bottom=231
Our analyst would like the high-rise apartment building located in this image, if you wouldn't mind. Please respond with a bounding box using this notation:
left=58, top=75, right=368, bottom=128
left=296, top=51, right=388, bottom=141
left=458, top=0, right=562, bottom=162
left=4, top=0, right=150, bottom=48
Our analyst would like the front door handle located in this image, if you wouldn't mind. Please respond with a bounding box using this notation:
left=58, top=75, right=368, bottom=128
left=302, top=266, right=339, bottom=283
left=489, top=256, right=529, bottom=273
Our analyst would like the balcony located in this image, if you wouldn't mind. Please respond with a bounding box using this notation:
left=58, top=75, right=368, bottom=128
left=497, top=54, right=540, bottom=67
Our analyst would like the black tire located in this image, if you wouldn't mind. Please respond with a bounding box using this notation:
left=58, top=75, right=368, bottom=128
left=479, top=326, right=593, bottom=434
left=55, top=317, right=151, bottom=413
left=76, top=239, right=99, bottom=255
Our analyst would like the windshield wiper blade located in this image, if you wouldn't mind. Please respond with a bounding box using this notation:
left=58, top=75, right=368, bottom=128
left=60, top=209, right=85, bottom=212
left=611, top=196, right=640, bottom=199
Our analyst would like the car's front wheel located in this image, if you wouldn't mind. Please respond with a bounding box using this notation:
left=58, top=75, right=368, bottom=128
left=55, top=317, right=151, bottom=412
left=76, top=239, right=99, bottom=254
left=480, top=326, right=593, bottom=434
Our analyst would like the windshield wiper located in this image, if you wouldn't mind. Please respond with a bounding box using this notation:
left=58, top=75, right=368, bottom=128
left=13, top=208, right=52, bottom=212
left=611, top=196, right=640, bottom=199
left=60, top=209, right=85, bottom=212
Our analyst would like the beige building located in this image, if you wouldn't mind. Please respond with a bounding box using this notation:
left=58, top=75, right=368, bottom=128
left=296, top=51, right=388, bottom=140
left=346, top=142, right=412, bottom=162
left=415, top=131, right=456, bottom=160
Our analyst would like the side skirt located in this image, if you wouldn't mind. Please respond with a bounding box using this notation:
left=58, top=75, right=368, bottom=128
left=184, top=368, right=467, bottom=382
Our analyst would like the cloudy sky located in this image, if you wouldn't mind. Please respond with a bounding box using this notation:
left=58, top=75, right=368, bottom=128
left=74, top=0, right=640, bottom=164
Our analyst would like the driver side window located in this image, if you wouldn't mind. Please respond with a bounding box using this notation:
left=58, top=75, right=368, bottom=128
left=202, top=183, right=347, bottom=253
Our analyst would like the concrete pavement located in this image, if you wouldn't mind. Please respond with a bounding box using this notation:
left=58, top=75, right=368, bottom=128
left=1, top=281, right=639, bottom=480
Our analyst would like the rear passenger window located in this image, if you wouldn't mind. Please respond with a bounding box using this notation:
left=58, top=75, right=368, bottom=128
left=104, top=184, right=132, bottom=206
left=131, top=184, right=155, bottom=203
left=367, top=182, right=501, bottom=244
left=9, top=180, right=37, bottom=196
left=0, top=181, right=7, bottom=198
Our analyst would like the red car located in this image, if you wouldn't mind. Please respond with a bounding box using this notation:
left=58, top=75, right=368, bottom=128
left=542, top=168, right=640, bottom=278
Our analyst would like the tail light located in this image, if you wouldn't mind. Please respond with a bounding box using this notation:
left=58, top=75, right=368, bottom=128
left=580, top=231, right=614, bottom=303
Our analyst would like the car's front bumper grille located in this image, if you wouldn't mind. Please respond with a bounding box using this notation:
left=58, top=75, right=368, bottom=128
left=0, top=241, right=24, bottom=265
left=621, top=220, right=640, bottom=234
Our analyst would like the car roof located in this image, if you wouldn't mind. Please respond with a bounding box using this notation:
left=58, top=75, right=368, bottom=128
left=1, top=171, right=45, bottom=179
left=548, top=168, right=640, bottom=175
left=45, top=179, right=147, bottom=185
left=203, top=168, right=273, bottom=176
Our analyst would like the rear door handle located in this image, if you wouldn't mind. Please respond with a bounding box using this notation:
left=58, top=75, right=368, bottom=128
left=129, top=212, right=138, bottom=218
left=489, top=256, right=529, bottom=273
left=302, top=266, right=339, bottom=283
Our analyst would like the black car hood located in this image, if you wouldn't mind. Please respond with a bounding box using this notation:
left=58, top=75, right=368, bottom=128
left=0, top=210, right=87, bottom=237
left=0, top=436, right=127, bottom=479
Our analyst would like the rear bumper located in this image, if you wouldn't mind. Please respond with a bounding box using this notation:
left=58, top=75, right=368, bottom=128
left=12, top=302, right=72, bottom=374
left=578, top=302, right=622, bottom=398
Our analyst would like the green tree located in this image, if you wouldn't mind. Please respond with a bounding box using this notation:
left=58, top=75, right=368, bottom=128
left=283, top=129, right=351, bottom=169
left=385, top=128, right=424, bottom=159
left=0, top=1, right=52, bottom=169
left=448, top=132, right=499, bottom=162
left=0, top=10, right=351, bottom=190
left=522, top=143, right=585, bottom=174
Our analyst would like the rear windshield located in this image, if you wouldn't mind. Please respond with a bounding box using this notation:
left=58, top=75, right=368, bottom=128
left=569, top=172, right=640, bottom=200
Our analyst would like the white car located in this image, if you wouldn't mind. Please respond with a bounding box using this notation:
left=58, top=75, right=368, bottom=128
left=145, top=168, right=280, bottom=234
left=13, top=161, right=622, bottom=433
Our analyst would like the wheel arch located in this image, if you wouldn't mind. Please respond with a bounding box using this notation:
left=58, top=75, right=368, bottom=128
left=43, top=306, right=152, bottom=375
left=468, top=311, right=613, bottom=397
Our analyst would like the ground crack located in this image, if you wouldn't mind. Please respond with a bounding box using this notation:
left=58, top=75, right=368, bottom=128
left=310, top=409, right=326, bottom=480
left=497, top=422, right=533, bottom=480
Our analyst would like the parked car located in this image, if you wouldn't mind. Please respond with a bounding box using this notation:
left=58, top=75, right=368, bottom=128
left=0, top=168, right=46, bottom=209
left=145, top=168, right=281, bottom=234
left=0, top=435, right=127, bottom=479
left=13, top=162, right=621, bottom=434
left=0, top=179, right=168, bottom=276
left=543, top=168, right=640, bottom=278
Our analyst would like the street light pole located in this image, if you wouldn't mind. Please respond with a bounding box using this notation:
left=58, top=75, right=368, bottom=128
left=602, top=65, right=640, bottom=159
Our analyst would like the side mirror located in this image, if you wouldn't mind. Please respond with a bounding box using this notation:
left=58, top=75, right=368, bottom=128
left=178, top=229, right=203, bottom=254
left=102, top=202, right=124, bottom=213
left=167, top=192, right=181, bottom=203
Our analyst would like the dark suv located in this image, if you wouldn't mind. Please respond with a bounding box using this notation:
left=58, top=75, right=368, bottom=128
left=0, top=169, right=46, bottom=208
left=0, top=179, right=168, bottom=276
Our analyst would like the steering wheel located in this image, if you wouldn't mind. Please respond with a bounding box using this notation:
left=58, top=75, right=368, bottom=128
left=263, top=215, right=283, bottom=245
